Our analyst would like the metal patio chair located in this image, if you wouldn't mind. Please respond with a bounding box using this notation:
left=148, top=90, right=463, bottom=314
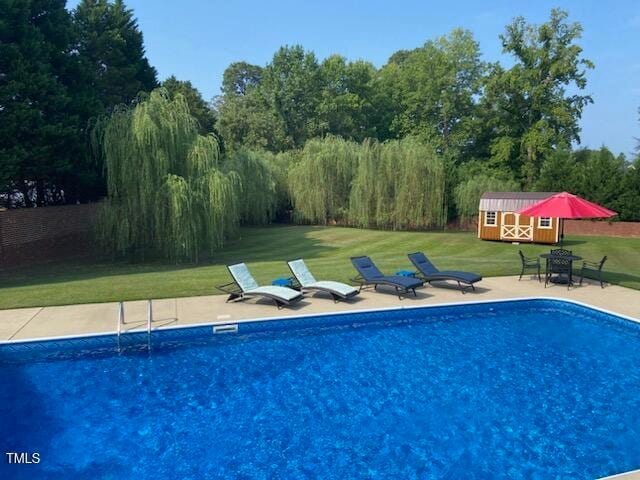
left=578, top=256, right=608, bottom=288
left=518, top=250, right=541, bottom=282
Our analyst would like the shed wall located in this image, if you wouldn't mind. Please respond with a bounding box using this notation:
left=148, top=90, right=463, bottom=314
left=478, top=211, right=501, bottom=240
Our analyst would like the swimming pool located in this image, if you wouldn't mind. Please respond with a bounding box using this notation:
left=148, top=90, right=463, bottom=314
left=1, top=299, right=639, bottom=479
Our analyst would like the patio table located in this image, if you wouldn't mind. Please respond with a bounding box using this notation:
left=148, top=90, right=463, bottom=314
left=540, top=253, right=582, bottom=286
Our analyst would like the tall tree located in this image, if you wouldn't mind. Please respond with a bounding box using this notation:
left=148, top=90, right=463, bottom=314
left=162, top=76, right=216, bottom=134
left=316, top=56, right=378, bottom=142
left=216, top=60, right=289, bottom=152
left=574, top=147, right=625, bottom=208
left=73, top=0, right=158, bottom=110
left=381, top=29, right=485, bottom=157
left=481, top=9, right=594, bottom=186
left=534, top=147, right=579, bottom=193
left=215, top=87, right=288, bottom=152
left=0, top=0, right=80, bottom=206
left=614, top=109, right=640, bottom=220
left=221, top=61, right=262, bottom=96
left=614, top=157, right=640, bottom=221
left=217, top=47, right=323, bottom=152
left=260, top=45, right=323, bottom=148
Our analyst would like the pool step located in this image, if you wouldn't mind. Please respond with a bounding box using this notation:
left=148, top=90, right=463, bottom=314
left=213, top=324, right=238, bottom=334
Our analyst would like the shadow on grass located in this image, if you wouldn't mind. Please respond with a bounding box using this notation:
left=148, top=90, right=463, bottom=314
left=601, top=271, right=640, bottom=287
left=0, top=226, right=336, bottom=290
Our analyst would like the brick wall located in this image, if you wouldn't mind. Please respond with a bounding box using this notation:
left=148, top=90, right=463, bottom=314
left=564, top=219, right=640, bottom=238
left=0, top=204, right=100, bottom=268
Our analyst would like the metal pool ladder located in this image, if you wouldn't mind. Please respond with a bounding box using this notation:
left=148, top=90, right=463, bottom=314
left=116, top=300, right=153, bottom=352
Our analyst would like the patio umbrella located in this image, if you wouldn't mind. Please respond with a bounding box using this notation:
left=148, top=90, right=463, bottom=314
left=517, top=191, right=617, bottom=247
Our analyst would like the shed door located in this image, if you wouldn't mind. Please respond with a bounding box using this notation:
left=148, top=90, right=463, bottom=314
left=501, top=213, right=533, bottom=241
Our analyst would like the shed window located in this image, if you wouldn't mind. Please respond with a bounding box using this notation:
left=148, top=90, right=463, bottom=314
left=538, top=217, right=552, bottom=229
left=484, top=211, right=497, bottom=226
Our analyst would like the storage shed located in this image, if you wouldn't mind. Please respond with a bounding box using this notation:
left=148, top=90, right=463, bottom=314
left=478, top=192, right=560, bottom=244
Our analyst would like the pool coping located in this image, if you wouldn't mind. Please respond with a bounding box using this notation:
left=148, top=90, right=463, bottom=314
left=600, top=469, right=640, bottom=480
left=1, top=295, right=637, bottom=346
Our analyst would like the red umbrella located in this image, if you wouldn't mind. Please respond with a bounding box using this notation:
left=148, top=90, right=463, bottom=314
left=517, top=191, right=617, bottom=246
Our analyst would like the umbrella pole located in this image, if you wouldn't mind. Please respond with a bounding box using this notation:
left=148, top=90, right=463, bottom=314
left=560, top=218, right=565, bottom=248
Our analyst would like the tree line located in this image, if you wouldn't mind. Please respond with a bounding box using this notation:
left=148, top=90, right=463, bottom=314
left=95, top=94, right=449, bottom=260
left=0, top=0, right=212, bottom=207
left=214, top=9, right=639, bottom=223
left=1, top=2, right=639, bottom=235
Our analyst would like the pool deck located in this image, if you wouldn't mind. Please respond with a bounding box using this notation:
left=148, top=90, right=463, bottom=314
left=1, top=275, right=638, bottom=342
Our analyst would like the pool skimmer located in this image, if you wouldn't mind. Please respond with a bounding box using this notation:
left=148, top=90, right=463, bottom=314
left=213, top=324, right=238, bottom=334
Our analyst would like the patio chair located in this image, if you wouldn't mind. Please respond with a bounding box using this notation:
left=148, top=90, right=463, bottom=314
left=545, top=248, right=573, bottom=289
left=407, top=252, right=482, bottom=293
left=350, top=256, right=423, bottom=300
left=518, top=250, right=541, bottom=282
left=287, top=259, right=359, bottom=302
left=218, top=262, right=303, bottom=309
left=578, top=256, right=607, bottom=288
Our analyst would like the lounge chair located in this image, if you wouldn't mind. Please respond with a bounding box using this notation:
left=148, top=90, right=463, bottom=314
left=351, top=256, right=423, bottom=299
left=287, top=259, right=359, bottom=302
left=218, top=262, right=303, bottom=309
left=407, top=252, right=482, bottom=293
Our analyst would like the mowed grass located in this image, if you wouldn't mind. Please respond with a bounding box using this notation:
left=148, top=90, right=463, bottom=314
left=1, top=225, right=639, bottom=309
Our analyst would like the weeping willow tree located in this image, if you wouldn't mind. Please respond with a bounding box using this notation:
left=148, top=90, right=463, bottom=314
left=388, top=139, right=447, bottom=229
left=348, top=139, right=379, bottom=227
left=349, top=138, right=447, bottom=229
left=94, top=89, right=240, bottom=261
left=288, top=136, right=447, bottom=228
left=288, top=136, right=358, bottom=224
left=224, top=149, right=277, bottom=225
left=454, top=173, right=520, bottom=221
left=270, top=151, right=297, bottom=220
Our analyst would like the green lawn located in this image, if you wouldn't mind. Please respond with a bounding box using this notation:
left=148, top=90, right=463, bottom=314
left=1, top=225, right=639, bottom=309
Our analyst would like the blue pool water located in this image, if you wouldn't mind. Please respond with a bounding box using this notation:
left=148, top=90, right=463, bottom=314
left=1, top=299, right=640, bottom=479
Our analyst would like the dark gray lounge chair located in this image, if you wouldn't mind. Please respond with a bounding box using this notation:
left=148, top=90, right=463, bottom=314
left=287, top=259, right=359, bottom=302
left=351, top=256, right=423, bottom=299
left=218, top=262, right=303, bottom=309
left=407, top=252, right=482, bottom=293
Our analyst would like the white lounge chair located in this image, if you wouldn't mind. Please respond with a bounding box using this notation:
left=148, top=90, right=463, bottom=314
left=287, top=258, right=358, bottom=302
left=218, top=262, right=303, bottom=309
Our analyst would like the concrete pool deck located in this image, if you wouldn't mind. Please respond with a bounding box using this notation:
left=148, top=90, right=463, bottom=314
left=1, top=275, right=638, bottom=342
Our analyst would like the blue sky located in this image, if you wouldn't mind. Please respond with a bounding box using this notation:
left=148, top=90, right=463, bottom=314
left=68, top=0, right=640, bottom=156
